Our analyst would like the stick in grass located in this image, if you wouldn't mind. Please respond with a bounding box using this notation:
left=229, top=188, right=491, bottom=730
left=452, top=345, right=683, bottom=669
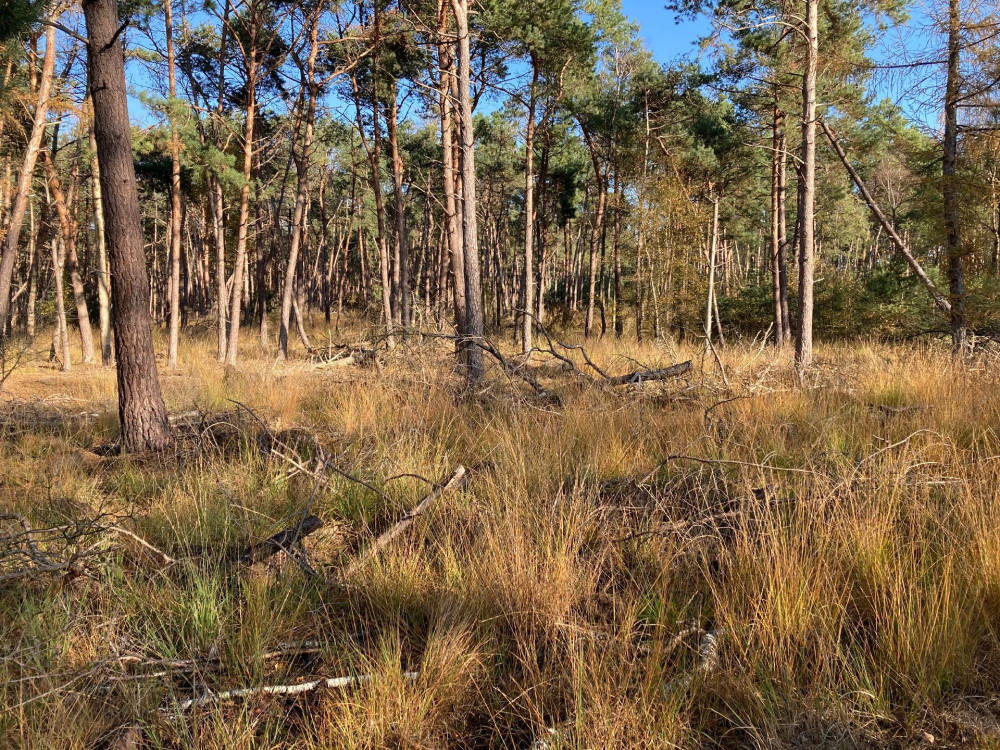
left=341, top=466, right=466, bottom=579
left=169, top=670, right=420, bottom=711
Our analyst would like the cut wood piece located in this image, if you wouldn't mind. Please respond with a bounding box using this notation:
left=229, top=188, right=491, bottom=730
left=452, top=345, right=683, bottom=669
left=235, top=515, right=323, bottom=566
left=606, top=360, right=692, bottom=386
left=341, top=466, right=466, bottom=579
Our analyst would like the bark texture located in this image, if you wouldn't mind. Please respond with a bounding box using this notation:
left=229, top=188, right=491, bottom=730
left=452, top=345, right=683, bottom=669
left=84, top=0, right=172, bottom=451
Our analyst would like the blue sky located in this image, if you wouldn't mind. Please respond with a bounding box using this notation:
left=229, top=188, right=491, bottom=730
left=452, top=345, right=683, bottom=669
left=124, top=0, right=942, bottom=133
left=619, top=0, right=713, bottom=65
left=618, top=0, right=943, bottom=131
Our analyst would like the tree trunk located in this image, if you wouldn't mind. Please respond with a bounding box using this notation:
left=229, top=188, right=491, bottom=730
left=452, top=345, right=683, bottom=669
left=25, top=203, right=39, bottom=338
left=84, top=0, right=172, bottom=451
left=279, top=11, right=319, bottom=360
left=225, top=42, right=257, bottom=366
left=213, top=0, right=230, bottom=362
left=349, top=64, right=394, bottom=338
left=612, top=177, right=623, bottom=337
left=439, top=2, right=466, bottom=352
left=451, top=0, right=484, bottom=380
left=521, top=60, right=538, bottom=352
left=165, top=0, right=183, bottom=367
left=705, top=193, right=720, bottom=352
left=41, top=145, right=96, bottom=363
left=770, top=103, right=788, bottom=347
left=0, top=21, right=56, bottom=338
left=943, top=0, right=966, bottom=353
left=387, top=91, right=411, bottom=328
left=88, top=126, right=113, bottom=364
left=50, top=233, right=71, bottom=371
left=795, top=0, right=818, bottom=371
left=581, top=131, right=607, bottom=339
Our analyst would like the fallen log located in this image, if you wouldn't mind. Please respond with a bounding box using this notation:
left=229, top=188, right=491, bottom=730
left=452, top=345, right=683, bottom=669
left=341, top=466, right=466, bottom=579
left=606, top=360, right=692, bottom=386
left=234, top=515, right=323, bottom=566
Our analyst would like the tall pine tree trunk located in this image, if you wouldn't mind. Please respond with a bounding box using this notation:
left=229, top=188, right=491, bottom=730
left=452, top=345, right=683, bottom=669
left=451, top=0, right=484, bottom=380
left=84, top=0, right=172, bottom=451
left=795, top=0, right=818, bottom=370
left=88, top=126, right=113, bottom=364
left=388, top=92, right=411, bottom=328
left=521, top=61, right=538, bottom=352
left=439, top=2, right=466, bottom=352
left=225, top=43, right=257, bottom=365
left=943, top=0, right=966, bottom=353
left=165, top=0, right=183, bottom=366
left=279, top=10, right=319, bottom=360
left=770, top=102, right=790, bottom=347
left=0, top=22, right=56, bottom=338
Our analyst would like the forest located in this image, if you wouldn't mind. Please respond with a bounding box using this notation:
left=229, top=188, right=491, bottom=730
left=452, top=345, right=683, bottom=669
left=1, top=0, right=1000, bottom=746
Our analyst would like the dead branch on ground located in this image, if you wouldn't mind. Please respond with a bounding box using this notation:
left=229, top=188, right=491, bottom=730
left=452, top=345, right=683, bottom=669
left=340, top=465, right=467, bottom=579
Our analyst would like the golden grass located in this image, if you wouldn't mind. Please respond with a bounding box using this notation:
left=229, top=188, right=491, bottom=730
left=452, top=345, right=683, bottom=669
left=2, top=324, right=1000, bottom=748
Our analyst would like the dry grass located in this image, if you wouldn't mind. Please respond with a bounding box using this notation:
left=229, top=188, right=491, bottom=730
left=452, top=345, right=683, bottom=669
left=2, top=323, right=1000, bottom=748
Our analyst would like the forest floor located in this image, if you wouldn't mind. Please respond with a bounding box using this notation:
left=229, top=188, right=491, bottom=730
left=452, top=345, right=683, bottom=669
left=2, top=323, right=1000, bottom=749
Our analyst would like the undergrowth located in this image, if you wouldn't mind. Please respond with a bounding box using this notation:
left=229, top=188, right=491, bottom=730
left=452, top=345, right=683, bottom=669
left=2, top=325, right=1000, bottom=748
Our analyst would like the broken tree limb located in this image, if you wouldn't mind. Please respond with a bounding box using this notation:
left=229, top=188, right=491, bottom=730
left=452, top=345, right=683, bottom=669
left=341, top=465, right=466, bottom=579
left=606, top=360, right=692, bottom=386
left=819, top=120, right=951, bottom=314
left=234, top=515, right=323, bottom=566
left=167, top=670, right=419, bottom=711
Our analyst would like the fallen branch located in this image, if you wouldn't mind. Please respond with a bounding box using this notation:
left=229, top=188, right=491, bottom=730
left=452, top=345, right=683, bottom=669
left=234, top=515, right=323, bottom=567
left=118, top=640, right=324, bottom=675
left=606, top=361, right=692, bottom=386
left=168, top=670, right=419, bottom=711
left=109, top=526, right=176, bottom=566
left=341, top=466, right=467, bottom=579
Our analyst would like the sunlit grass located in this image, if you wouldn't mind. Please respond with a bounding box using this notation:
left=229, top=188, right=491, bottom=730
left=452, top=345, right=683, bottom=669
left=2, top=324, right=1000, bottom=747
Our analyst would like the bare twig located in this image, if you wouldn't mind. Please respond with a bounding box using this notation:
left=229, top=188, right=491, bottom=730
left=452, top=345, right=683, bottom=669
left=109, top=526, right=176, bottom=566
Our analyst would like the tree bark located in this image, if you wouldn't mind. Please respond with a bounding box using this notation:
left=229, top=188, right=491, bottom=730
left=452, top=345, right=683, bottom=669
left=40, top=145, right=96, bottom=364
left=943, top=0, right=966, bottom=353
left=795, top=0, right=818, bottom=371
left=521, top=60, right=538, bottom=352
left=50, top=233, right=71, bottom=371
left=387, top=90, right=411, bottom=328
left=451, top=0, right=484, bottom=380
left=278, top=10, right=319, bottom=360
left=165, top=0, right=183, bottom=367
left=704, top=193, right=720, bottom=352
left=0, top=22, right=56, bottom=338
left=213, top=0, right=230, bottom=362
left=438, top=1, right=466, bottom=353
left=88, top=125, right=113, bottom=364
left=225, top=37, right=257, bottom=365
left=84, top=0, right=172, bottom=451
left=581, top=129, right=607, bottom=339
left=770, top=103, right=789, bottom=347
